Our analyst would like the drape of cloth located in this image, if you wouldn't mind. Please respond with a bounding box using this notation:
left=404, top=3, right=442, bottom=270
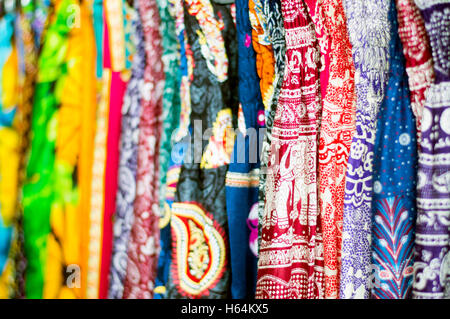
left=99, top=0, right=130, bottom=299
left=395, top=0, right=434, bottom=143
left=303, top=0, right=330, bottom=102
left=224, top=0, right=263, bottom=299
left=312, top=0, right=356, bottom=299
left=85, top=0, right=108, bottom=299
left=152, top=0, right=182, bottom=293
left=370, top=1, right=417, bottom=299
left=42, top=0, right=97, bottom=299
left=157, top=0, right=181, bottom=217
left=0, top=13, right=19, bottom=299
left=22, top=0, right=75, bottom=298
left=10, top=12, right=38, bottom=299
left=339, top=0, right=391, bottom=299
left=122, top=0, right=165, bottom=299
left=108, top=1, right=145, bottom=299
left=256, top=0, right=324, bottom=299
left=412, top=0, right=450, bottom=299
left=165, top=0, right=239, bottom=299
left=249, top=0, right=275, bottom=111
left=154, top=0, right=192, bottom=298
left=86, top=0, right=127, bottom=298
left=257, top=0, right=285, bottom=246
left=249, top=0, right=275, bottom=262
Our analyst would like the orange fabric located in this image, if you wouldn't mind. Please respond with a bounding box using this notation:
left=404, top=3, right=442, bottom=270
left=249, top=0, right=275, bottom=111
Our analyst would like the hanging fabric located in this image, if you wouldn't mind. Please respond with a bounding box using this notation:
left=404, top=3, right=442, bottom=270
left=412, top=0, right=450, bottom=299
left=256, top=0, right=324, bottom=299
left=370, top=0, right=418, bottom=299
left=339, top=0, right=391, bottom=299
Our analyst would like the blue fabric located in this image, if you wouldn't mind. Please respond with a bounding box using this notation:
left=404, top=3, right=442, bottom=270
left=0, top=14, right=15, bottom=127
left=370, top=1, right=417, bottom=299
left=0, top=14, right=15, bottom=274
left=225, top=0, right=264, bottom=299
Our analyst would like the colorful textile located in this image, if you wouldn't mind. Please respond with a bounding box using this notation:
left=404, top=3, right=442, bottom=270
left=412, top=0, right=450, bottom=299
left=257, top=0, right=285, bottom=245
left=108, top=2, right=145, bottom=299
left=22, top=0, right=75, bottom=298
left=157, top=0, right=181, bottom=214
left=315, top=0, right=356, bottom=299
left=122, top=0, right=165, bottom=299
left=395, top=0, right=435, bottom=142
left=249, top=0, right=275, bottom=111
left=10, top=12, right=38, bottom=299
left=256, top=0, right=324, bottom=299
left=371, top=1, right=417, bottom=299
left=154, top=0, right=192, bottom=298
left=225, top=0, right=264, bottom=299
left=100, top=0, right=130, bottom=299
left=43, top=1, right=97, bottom=298
left=0, top=13, right=19, bottom=299
left=339, top=0, right=391, bottom=299
left=165, top=0, right=239, bottom=299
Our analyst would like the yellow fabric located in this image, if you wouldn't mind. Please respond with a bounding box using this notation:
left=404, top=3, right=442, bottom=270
left=2, top=46, right=19, bottom=112
left=0, top=46, right=20, bottom=299
left=42, top=2, right=97, bottom=299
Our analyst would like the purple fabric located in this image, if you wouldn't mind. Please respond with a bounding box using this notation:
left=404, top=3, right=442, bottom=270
left=108, top=5, right=146, bottom=299
left=412, top=0, right=450, bottom=299
left=340, top=0, right=392, bottom=299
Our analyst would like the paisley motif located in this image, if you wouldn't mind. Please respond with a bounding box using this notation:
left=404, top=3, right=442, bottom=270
left=170, top=202, right=227, bottom=297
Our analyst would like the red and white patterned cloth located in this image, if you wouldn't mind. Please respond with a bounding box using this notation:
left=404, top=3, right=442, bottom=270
left=256, top=0, right=325, bottom=299
left=395, top=0, right=434, bottom=142
left=315, top=0, right=356, bottom=299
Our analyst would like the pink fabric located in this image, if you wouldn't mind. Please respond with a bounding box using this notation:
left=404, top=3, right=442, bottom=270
left=99, top=20, right=127, bottom=299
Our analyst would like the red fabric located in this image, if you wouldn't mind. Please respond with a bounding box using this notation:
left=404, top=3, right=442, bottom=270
left=122, top=0, right=165, bottom=299
left=316, top=0, right=356, bottom=299
left=304, top=0, right=330, bottom=101
left=395, top=0, right=434, bottom=142
left=256, top=0, right=325, bottom=299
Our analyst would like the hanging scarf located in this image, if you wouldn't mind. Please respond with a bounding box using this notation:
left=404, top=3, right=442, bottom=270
left=257, top=0, right=285, bottom=245
left=165, top=0, right=239, bottom=299
left=22, top=0, right=75, bottom=298
left=256, top=0, right=324, bottom=299
left=339, top=0, right=391, bottom=299
left=154, top=0, right=192, bottom=298
left=412, top=0, right=450, bottom=299
left=370, top=1, right=418, bottom=299
left=313, top=0, right=356, bottom=299
left=249, top=0, right=275, bottom=111
left=122, top=0, right=165, bottom=299
left=157, top=0, right=182, bottom=216
left=0, top=13, right=18, bottom=299
left=42, top=0, right=97, bottom=298
left=108, top=1, right=145, bottom=299
left=99, top=0, right=131, bottom=299
left=224, top=0, right=264, bottom=299
left=395, top=0, right=435, bottom=143
left=10, top=11, right=39, bottom=299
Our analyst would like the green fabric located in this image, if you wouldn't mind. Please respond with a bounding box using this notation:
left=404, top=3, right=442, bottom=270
left=22, top=0, right=74, bottom=299
left=156, top=0, right=181, bottom=210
